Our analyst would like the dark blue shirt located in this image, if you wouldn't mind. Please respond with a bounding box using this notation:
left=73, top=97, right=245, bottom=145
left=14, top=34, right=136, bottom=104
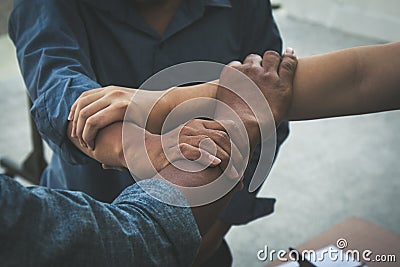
left=0, top=174, right=201, bottom=266
left=9, top=0, right=288, bottom=224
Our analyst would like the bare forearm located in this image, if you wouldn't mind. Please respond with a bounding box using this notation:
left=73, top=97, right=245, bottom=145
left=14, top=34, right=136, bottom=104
left=288, top=42, right=400, bottom=120
left=68, top=121, right=125, bottom=167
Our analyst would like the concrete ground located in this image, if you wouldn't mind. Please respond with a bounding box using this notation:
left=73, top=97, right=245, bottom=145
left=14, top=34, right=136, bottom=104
left=0, top=5, right=398, bottom=267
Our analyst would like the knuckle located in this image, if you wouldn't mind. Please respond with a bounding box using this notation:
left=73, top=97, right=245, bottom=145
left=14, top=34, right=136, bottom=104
left=180, top=125, right=190, bottom=135
left=263, top=50, right=281, bottom=59
left=281, top=59, right=297, bottom=73
left=213, top=131, right=228, bottom=143
left=80, top=90, right=90, bottom=97
left=246, top=53, right=260, bottom=60
left=114, top=100, right=129, bottom=110
left=105, top=85, right=116, bottom=91
left=86, top=116, right=98, bottom=128
left=179, top=143, right=189, bottom=153
left=109, top=90, right=124, bottom=97
left=262, top=71, right=276, bottom=81
left=79, top=109, right=89, bottom=120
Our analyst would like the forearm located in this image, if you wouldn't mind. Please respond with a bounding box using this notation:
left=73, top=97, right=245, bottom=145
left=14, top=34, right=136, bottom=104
left=67, top=121, right=125, bottom=167
left=153, top=82, right=219, bottom=133
left=215, top=85, right=261, bottom=151
left=288, top=42, right=400, bottom=120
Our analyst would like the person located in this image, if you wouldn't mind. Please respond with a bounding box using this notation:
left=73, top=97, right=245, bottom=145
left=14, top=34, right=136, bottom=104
left=8, top=0, right=288, bottom=264
left=0, top=51, right=298, bottom=267
left=65, top=41, right=400, bottom=266
left=2, top=40, right=399, bottom=266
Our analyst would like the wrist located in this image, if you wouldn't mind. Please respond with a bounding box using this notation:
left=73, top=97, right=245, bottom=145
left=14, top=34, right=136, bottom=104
left=145, top=132, right=169, bottom=172
left=163, top=87, right=179, bottom=113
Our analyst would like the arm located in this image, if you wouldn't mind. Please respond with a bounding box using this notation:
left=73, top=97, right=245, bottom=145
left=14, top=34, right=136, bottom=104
left=9, top=0, right=101, bottom=164
left=288, top=42, right=400, bottom=120
left=68, top=83, right=236, bottom=178
left=0, top=53, right=297, bottom=266
left=0, top=174, right=200, bottom=266
left=68, top=119, right=236, bottom=179
left=69, top=82, right=219, bottom=148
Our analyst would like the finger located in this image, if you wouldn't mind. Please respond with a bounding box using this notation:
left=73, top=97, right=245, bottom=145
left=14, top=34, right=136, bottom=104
left=204, top=130, right=231, bottom=156
left=69, top=88, right=105, bottom=121
left=72, top=91, right=104, bottom=137
left=187, top=136, right=243, bottom=179
left=182, top=126, right=232, bottom=159
left=68, top=104, right=76, bottom=121
left=82, top=105, right=125, bottom=150
left=284, top=47, right=296, bottom=56
left=102, top=164, right=124, bottom=172
left=227, top=60, right=242, bottom=68
left=201, top=120, right=226, bottom=131
left=172, top=137, right=240, bottom=180
left=218, top=119, right=248, bottom=153
left=262, top=50, right=281, bottom=73
left=243, top=54, right=262, bottom=66
left=170, top=143, right=221, bottom=166
left=196, top=120, right=247, bottom=164
left=178, top=135, right=221, bottom=165
left=279, top=51, right=298, bottom=83
left=75, top=98, right=110, bottom=147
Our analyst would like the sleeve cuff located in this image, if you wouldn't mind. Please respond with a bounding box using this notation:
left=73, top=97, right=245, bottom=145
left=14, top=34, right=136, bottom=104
left=114, top=179, right=201, bottom=266
left=30, top=77, right=101, bottom=165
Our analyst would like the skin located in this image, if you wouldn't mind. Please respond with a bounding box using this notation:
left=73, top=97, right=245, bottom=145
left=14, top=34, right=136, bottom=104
left=68, top=0, right=400, bottom=262
left=157, top=50, right=298, bottom=247
left=288, top=42, right=400, bottom=120
left=68, top=51, right=298, bottom=265
left=71, top=42, right=400, bottom=264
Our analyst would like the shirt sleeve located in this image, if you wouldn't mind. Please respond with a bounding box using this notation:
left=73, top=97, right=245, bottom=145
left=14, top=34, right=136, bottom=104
left=8, top=0, right=101, bottom=164
left=0, top=174, right=201, bottom=267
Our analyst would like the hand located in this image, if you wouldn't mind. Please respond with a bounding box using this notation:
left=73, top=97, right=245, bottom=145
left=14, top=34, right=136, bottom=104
left=123, top=119, right=243, bottom=180
left=68, top=86, right=135, bottom=149
left=225, top=49, right=298, bottom=126
left=68, top=86, right=169, bottom=150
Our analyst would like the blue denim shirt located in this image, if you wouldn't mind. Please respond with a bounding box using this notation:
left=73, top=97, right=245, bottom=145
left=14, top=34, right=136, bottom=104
left=9, top=0, right=288, bottom=225
left=0, top=174, right=200, bottom=266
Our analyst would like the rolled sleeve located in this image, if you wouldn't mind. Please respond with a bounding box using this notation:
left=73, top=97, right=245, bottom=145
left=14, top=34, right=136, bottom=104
left=0, top=175, right=201, bottom=266
left=9, top=0, right=101, bottom=164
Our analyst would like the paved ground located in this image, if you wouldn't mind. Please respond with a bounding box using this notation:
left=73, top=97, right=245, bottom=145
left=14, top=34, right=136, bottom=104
left=0, top=0, right=12, bottom=35
left=0, top=6, right=398, bottom=267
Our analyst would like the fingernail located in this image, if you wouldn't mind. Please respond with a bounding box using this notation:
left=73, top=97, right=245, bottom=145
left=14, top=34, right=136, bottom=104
left=285, top=47, right=295, bottom=55
left=209, top=155, right=221, bottom=165
left=71, top=126, right=76, bottom=138
left=68, top=111, right=73, bottom=121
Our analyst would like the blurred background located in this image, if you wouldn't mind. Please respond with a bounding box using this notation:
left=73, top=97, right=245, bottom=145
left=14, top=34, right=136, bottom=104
left=0, top=0, right=399, bottom=266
